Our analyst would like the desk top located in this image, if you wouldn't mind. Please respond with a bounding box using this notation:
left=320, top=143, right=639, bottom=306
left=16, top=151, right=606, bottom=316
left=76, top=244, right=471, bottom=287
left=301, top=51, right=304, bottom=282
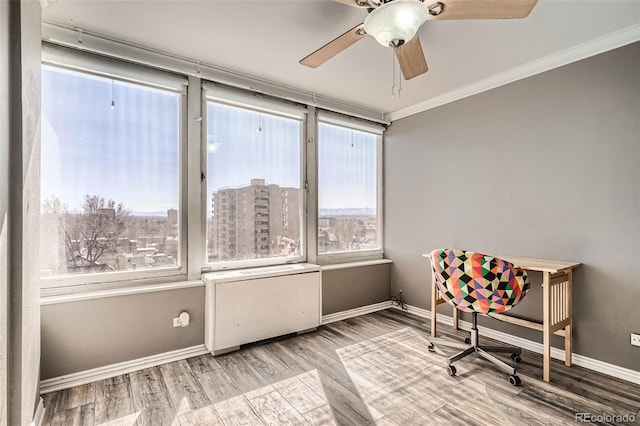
left=499, top=256, right=581, bottom=273
left=422, top=252, right=581, bottom=274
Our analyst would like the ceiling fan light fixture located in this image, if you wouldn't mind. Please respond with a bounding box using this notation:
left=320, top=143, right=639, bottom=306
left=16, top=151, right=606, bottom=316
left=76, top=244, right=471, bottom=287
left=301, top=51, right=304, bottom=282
left=364, top=0, right=428, bottom=47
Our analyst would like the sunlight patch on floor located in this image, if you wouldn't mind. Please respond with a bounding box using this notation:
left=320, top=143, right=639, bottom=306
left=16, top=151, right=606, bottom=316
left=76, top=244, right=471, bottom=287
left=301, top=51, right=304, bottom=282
left=95, top=412, right=140, bottom=426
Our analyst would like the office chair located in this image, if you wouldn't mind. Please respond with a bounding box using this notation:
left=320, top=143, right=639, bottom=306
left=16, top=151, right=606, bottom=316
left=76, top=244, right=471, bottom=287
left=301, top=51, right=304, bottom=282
left=428, top=248, right=530, bottom=385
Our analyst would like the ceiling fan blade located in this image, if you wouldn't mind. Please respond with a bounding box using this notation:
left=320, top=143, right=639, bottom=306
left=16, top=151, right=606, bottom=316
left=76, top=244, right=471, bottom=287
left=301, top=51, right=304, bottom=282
left=427, top=0, right=538, bottom=20
left=300, top=24, right=366, bottom=68
left=395, top=36, right=428, bottom=80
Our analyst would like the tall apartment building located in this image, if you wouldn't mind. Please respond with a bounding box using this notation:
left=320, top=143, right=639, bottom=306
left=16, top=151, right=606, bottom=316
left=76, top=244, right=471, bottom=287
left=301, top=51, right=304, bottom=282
left=167, top=208, right=178, bottom=225
left=210, top=178, right=300, bottom=261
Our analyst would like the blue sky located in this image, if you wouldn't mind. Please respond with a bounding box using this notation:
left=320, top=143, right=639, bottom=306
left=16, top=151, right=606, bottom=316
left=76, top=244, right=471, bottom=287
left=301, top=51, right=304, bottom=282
left=318, top=123, right=377, bottom=211
left=41, top=65, right=179, bottom=213
left=42, top=65, right=377, bottom=215
left=207, top=103, right=377, bottom=214
left=206, top=102, right=301, bottom=194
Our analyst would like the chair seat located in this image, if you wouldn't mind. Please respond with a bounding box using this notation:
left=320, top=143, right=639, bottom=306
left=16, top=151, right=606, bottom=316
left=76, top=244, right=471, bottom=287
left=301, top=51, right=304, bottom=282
left=431, top=249, right=529, bottom=314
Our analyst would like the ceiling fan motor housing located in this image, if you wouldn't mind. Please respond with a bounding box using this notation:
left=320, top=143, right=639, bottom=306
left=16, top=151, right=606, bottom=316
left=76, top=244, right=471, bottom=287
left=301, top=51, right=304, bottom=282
left=364, top=0, right=429, bottom=47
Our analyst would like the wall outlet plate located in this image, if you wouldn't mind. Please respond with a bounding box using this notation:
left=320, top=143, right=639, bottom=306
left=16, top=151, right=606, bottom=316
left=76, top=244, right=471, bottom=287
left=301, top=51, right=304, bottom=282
left=631, top=333, right=640, bottom=347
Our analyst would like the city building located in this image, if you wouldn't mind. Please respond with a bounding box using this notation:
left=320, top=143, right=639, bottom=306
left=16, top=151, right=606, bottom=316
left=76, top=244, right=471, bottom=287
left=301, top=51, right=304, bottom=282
left=167, top=208, right=178, bottom=225
left=210, top=178, right=300, bottom=260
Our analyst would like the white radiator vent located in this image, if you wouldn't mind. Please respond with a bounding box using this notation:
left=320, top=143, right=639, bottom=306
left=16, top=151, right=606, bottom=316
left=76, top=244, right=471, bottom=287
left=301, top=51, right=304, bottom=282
left=203, top=263, right=321, bottom=355
left=211, top=263, right=319, bottom=282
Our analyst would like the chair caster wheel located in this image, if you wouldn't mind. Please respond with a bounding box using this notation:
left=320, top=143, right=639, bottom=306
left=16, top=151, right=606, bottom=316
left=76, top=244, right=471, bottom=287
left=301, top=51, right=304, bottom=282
left=510, top=353, right=522, bottom=363
left=464, top=337, right=471, bottom=344
left=447, top=365, right=457, bottom=376
left=509, top=375, right=521, bottom=386
left=427, top=343, right=435, bottom=352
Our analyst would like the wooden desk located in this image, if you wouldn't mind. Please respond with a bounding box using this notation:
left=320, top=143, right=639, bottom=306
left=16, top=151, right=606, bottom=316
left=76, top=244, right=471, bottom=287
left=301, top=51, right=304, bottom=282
left=425, top=254, right=581, bottom=382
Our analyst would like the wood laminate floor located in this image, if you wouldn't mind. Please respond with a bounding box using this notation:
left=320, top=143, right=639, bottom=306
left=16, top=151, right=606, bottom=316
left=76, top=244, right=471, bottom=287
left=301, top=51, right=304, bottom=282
left=41, top=309, right=640, bottom=425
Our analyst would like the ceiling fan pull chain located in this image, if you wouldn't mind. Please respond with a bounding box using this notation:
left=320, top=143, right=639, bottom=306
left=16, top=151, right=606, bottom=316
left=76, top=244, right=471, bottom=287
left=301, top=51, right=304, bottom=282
left=110, top=79, right=115, bottom=109
left=391, top=50, right=397, bottom=97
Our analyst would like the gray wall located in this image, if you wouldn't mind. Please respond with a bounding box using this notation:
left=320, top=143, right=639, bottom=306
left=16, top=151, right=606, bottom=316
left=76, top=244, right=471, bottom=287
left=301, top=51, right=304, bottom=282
left=385, top=42, right=640, bottom=371
left=42, top=263, right=391, bottom=379
left=2, top=1, right=42, bottom=424
left=41, top=286, right=205, bottom=380
left=322, top=263, right=391, bottom=315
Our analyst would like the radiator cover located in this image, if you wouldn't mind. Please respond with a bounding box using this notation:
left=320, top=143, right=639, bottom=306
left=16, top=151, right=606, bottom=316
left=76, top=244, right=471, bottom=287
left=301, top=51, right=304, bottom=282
left=203, top=263, right=321, bottom=354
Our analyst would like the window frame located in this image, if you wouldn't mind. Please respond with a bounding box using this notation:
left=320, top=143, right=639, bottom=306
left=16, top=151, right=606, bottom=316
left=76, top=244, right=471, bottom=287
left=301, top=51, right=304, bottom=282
left=315, top=111, right=385, bottom=265
left=39, top=48, right=189, bottom=290
left=39, top=38, right=389, bottom=293
left=202, top=83, right=308, bottom=271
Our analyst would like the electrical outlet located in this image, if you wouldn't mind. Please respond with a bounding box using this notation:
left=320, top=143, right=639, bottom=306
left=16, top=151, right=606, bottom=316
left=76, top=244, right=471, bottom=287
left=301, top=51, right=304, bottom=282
left=631, top=333, right=640, bottom=347
left=173, top=311, right=190, bottom=328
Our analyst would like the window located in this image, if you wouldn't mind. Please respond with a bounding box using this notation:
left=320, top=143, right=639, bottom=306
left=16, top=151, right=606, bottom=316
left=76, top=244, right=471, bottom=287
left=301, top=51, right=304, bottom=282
left=318, top=113, right=383, bottom=258
left=40, top=51, right=185, bottom=286
left=205, top=86, right=306, bottom=268
left=39, top=39, right=387, bottom=291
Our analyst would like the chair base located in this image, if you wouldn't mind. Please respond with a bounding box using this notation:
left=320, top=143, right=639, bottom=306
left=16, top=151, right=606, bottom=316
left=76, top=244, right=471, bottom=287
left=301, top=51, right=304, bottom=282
left=428, top=312, right=523, bottom=385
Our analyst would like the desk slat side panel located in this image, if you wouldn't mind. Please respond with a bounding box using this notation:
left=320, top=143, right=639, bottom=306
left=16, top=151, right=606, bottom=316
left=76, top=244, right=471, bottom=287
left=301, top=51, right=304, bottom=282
left=551, top=319, right=571, bottom=334
left=549, top=275, right=569, bottom=330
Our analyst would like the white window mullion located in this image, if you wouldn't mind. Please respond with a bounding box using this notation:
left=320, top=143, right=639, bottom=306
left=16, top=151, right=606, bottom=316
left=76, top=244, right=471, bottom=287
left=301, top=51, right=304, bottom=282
left=306, top=107, right=319, bottom=265
left=186, top=75, right=204, bottom=280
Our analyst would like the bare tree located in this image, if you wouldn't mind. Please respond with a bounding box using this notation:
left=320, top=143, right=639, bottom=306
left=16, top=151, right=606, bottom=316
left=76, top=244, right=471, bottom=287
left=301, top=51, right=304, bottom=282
left=43, top=195, right=131, bottom=270
left=335, top=217, right=366, bottom=250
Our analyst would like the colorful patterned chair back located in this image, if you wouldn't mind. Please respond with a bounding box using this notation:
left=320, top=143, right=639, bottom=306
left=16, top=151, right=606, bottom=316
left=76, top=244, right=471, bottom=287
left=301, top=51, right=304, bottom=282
left=430, top=249, right=530, bottom=314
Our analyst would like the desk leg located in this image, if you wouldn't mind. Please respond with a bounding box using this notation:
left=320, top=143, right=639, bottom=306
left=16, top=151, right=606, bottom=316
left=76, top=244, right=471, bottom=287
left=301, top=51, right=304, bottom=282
left=430, top=274, right=437, bottom=338
left=565, top=269, right=573, bottom=367
left=543, top=271, right=551, bottom=382
left=452, top=307, right=459, bottom=330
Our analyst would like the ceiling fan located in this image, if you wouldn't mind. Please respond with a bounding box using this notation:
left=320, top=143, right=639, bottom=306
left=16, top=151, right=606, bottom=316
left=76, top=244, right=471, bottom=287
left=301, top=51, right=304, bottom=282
left=300, top=0, right=538, bottom=80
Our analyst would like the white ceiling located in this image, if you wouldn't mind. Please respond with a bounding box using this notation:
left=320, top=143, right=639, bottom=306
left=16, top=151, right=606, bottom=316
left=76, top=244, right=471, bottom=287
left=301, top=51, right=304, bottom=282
left=43, top=0, right=640, bottom=120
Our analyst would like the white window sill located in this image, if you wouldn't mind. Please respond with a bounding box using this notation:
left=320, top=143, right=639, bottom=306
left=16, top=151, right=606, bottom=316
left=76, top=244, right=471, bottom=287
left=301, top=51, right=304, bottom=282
left=40, top=279, right=204, bottom=305
left=320, top=258, right=392, bottom=271
left=202, top=263, right=320, bottom=284
left=40, top=259, right=393, bottom=305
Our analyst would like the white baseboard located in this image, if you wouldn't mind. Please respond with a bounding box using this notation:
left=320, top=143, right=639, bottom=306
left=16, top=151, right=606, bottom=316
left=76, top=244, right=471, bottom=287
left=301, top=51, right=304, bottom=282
left=39, top=303, right=639, bottom=394
left=31, top=397, right=44, bottom=426
left=40, top=301, right=393, bottom=394
left=322, top=301, right=393, bottom=325
left=398, top=304, right=640, bottom=385
left=40, top=344, right=210, bottom=394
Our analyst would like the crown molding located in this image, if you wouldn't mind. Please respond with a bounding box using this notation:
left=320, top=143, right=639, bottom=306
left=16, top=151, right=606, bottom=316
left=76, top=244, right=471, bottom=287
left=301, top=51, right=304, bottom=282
left=389, top=23, right=640, bottom=122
